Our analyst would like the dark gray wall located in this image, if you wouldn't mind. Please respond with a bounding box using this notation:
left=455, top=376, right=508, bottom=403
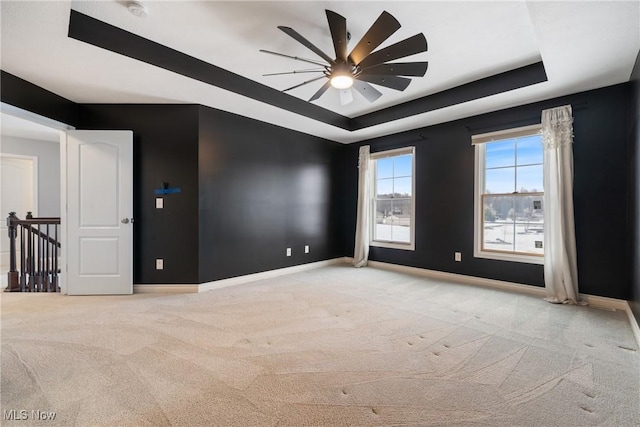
left=629, top=51, right=640, bottom=324
left=197, top=106, right=344, bottom=282
left=344, top=83, right=632, bottom=300
left=3, top=69, right=638, bottom=302
left=77, top=105, right=201, bottom=284
left=47, top=103, right=344, bottom=285
left=0, top=70, right=345, bottom=285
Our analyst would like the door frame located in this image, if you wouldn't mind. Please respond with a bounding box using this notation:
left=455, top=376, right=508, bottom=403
left=1, top=103, right=74, bottom=293
left=2, top=104, right=134, bottom=295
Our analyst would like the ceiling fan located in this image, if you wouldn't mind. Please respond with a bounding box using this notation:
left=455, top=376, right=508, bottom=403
left=261, top=10, right=428, bottom=105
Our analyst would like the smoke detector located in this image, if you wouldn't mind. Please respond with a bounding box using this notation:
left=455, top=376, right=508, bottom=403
left=127, top=1, right=148, bottom=18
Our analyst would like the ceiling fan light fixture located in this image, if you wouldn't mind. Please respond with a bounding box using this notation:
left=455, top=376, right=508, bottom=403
left=330, top=63, right=354, bottom=89
left=330, top=74, right=354, bottom=89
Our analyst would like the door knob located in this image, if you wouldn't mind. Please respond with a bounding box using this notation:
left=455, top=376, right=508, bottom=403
left=121, top=218, right=130, bottom=224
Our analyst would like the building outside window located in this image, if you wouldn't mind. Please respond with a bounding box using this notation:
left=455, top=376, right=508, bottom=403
left=473, top=124, right=544, bottom=264
left=371, top=147, right=415, bottom=250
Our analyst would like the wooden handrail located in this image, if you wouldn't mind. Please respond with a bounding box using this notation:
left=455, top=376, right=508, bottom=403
left=21, top=212, right=61, bottom=224
left=6, top=212, right=61, bottom=292
left=19, top=218, right=61, bottom=224
left=22, top=223, right=61, bottom=247
left=7, top=213, right=61, bottom=248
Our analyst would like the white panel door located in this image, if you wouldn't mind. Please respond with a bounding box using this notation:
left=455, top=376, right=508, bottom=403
left=0, top=155, right=36, bottom=278
left=66, top=130, right=132, bottom=295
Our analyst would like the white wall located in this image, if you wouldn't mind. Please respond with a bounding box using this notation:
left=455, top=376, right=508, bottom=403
left=1, top=135, right=60, bottom=217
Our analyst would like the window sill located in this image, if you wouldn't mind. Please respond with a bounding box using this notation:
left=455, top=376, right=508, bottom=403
left=474, top=250, right=543, bottom=265
left=371, top=240, right=415, bottom=251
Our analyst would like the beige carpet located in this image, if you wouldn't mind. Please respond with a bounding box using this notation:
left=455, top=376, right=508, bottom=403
left=1, top=264, right=639, bottom=426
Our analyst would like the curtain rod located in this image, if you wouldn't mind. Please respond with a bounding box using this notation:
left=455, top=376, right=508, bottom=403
left=464, top=101, right=588, bottom=134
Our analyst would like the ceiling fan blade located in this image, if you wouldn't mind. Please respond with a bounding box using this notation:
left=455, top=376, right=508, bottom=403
left=359, top=61, right=428, bottom=77
left=309, top=80, right=332, bottom=102
left=339, top=88, right=354, bottom=106
left=260, top=50, right=328, bottom=67
left=326, top=10, right=348, bottom=63
left=357, top=33, right=427, bottom=69
left=356, top=74, right=412, bottom=91
left=263, top=69, right=325, bottom=77
left=283, top=75, right=328, bottom=92
left=278, top=26, right=335, bottom=65
left=352, top=80, right=383, bottom=103
left=348, top=11, right=401, bottom=66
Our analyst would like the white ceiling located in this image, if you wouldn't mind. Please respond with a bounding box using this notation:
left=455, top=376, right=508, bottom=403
left=0, top=112, right=62, bottom=143
left=1, top=1, right=638, bottom=143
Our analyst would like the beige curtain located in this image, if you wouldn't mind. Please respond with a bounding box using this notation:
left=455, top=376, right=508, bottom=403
left=353, top=146, right=371, bottom=267
left=541, top=105, right=581, bottom=304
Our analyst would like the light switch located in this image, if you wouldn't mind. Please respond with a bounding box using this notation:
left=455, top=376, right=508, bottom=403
left=156, top=197, right=163, bottom=209
left=156, top=259, right=164, bottom=270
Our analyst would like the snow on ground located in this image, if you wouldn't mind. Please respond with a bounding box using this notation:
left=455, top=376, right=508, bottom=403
left=373, top=219, right=544, bottom=255
left=484, top=220, right=544, bottom=254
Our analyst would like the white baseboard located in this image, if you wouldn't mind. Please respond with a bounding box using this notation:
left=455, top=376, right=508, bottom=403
left=133, top=284, right=200, bottom=293
left=624, top=302, right=640, bottom=348
left=580, top=294, right=629, bottom=311
left=198, top=258, right=347, bottom=292
left=133, top=257, right=348, bottom=294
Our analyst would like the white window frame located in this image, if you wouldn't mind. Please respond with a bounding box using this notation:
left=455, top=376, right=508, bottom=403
left=473, top=124, right=544, bottom=265
left=370, top=146, right=416, bottom=251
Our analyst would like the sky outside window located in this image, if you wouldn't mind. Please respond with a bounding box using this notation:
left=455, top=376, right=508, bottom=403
left=376, top=154, right=412, bottom=196
left=485, top=135, right=543, bottom=194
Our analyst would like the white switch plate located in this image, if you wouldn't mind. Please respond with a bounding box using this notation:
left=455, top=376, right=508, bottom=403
left=304, top=245, right=309, bottom=254
left=286, top=248, right=291, bottom=257
left=156, top=197, right=163, bottom=209
left=156, top=258, right=164, bottom=270
left=454, top=252, right=462, bottom=262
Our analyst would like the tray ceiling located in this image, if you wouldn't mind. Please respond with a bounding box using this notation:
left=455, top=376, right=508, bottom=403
left=1, top=1, right=638, bottom=143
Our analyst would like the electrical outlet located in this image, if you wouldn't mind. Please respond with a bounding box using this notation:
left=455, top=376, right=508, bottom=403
left=304, top=245, right=309, bottom=254
left=155, top=258, right=164, bottom=270
left=156, top=197, right=163, bottom=209
left=454, top=252, right=462, bottom=262
left=286, top=248, right=291, bottom=257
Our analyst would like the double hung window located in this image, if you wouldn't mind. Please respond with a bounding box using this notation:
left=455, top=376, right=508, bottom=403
left=473, top=125, right=544, bottom=264
left=371, top=147, right=415, bottom=250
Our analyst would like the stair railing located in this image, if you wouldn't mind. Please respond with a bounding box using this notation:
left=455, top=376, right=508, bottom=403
left=5, top=212, right=61, bottom=292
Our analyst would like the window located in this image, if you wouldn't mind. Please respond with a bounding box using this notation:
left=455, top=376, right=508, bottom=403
left=473, top=125, right=544, bottom=264
left=371, top=147, right=415, bottom=250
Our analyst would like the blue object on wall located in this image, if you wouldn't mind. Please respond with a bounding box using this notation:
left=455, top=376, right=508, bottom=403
left=154, top=188, right=181, bottom=195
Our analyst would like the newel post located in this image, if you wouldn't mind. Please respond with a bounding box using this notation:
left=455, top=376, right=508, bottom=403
left=6, top=212, right=19, bottom=292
